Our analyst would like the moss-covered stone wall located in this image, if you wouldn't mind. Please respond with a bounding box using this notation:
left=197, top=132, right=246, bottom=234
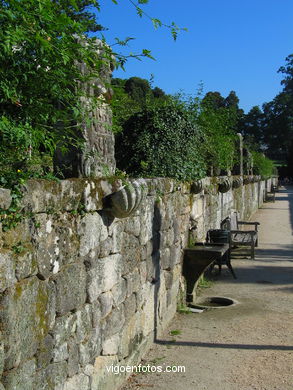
left=0, top=176, right=275, bottom=390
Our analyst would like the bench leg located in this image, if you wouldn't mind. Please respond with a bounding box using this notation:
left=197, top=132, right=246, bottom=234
left=251, top=242, right=255, bottom=260
left=226, top=250, right=237, bottom=279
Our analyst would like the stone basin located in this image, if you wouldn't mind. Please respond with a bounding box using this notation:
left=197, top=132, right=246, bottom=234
left=183, top=243, right=229, bottom=303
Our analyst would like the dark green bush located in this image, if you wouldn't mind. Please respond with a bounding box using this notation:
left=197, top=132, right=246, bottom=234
left=115, top=100, right=207, bottom=180
left=252, top=151, right=274, bottom=177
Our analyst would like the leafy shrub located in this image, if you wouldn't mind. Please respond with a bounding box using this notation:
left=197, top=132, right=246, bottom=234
left=115, top=100, right=207, bottom=180
left=251, top=151, right=275, bottom=177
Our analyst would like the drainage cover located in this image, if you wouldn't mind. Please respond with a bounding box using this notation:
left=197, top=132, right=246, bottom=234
left=189, top=296, right=238, bottom=310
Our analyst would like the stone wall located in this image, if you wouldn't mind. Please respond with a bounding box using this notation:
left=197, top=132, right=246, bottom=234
left=0, top=176, right=276, bottom=390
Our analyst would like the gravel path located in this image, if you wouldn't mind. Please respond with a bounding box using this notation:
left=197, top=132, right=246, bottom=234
left=120, top=186, right=293, bottom=390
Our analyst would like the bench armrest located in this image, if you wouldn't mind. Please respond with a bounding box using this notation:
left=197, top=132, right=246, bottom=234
left=238, top=221, right=260, bottom=231
left=237, top=221, right=260, bottom=226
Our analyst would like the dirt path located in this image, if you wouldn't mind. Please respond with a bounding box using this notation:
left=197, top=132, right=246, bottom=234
left=120, top=186, right=293, bottom=390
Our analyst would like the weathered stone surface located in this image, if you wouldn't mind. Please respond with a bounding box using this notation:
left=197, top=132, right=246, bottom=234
left=15, top=248, right=38, bottom=280
left=67, top=338, right=80, bottom=377
left=99, top=237, right=113, bottom=258
left=102, top=333, right=120, bottom=355
left=52, top=263, right=87, bottom=316
left=125, top=269, right=140, bottom=296
left=88, top=356, right=126, bottom=390
left=102, top=305, right=125, bottom=339
left=63, top=373, right=90, bottom=390
left=87, top=254, right=121, bottom=302
left=36, top=334, right=54, bottom=369
left=0, top=175, right=271, bottom=390
left=98, top=291, right=113, bottom=319
left=2, top=358, right=36, bottom=390
left=75, top=304, right=93, bottom=342
left=34, top=213, right=79, bottom=278
left=0, top=277, right=53, bottom=370
left=0, top=332, right=4, bottom=377
left=52, top=312, right=77, bottom=346
left=21, top=179, right=62, bottom=213
left=111, top=278, right=127, bottom=306
left=82, top=181, right=102, bottom=212
left=108, top=220, right=124, bottom=254
left=53, top=342, right=68, bottom=363
left=79, top=327, right=101, bottom=366
left=34, top=362, right=68, bottom=390
left=123, top=293, right=137, bottom=322
left=0, top=188, right=12, bottom=209
left=79, top=212, right=108, bottom=258
left=124, top=216, right=141, bottom=237
left=0, top=251, right=16, bottom=292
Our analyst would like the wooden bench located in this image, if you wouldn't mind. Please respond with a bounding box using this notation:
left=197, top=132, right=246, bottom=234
left=206, top=229, right=237, bottom=279
left=221, top=212, right=260, bottom=259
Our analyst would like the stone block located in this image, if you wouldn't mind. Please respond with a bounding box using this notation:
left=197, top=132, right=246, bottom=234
left=36, top=334, right=54, bottom=369
left=0, top=250, right=16, bottom=293
left=34, top=214, right=79, bottom=279
left=75, top=304, right=93, bottom=342
left=99, top=237, right=113, bottom=258
left=34, top=362, right=68, bottom=390
left=102, top=305, right=125, bottom=340
left=89, top=356, right=126, bottom=390
left=52, top=312, right=77, bottom=346
left=0, top=188, right=12, bottom=209
left=67, top=338, right=79, bottom=377
left=98, top=291, right=113, bottom=319
left=21, top=179, right=62, bottom=213
left=15, top=247, right=38, bottom=280
left=2, top=359, right=36, bottom=390
left=52, top=342, right=68, bottom=363
left=82, top=181, right=102, bottom=212
left=125, top=269, right=140, bottom=296
left=0, top=277, right=54, bottom=370
left=160, top=247, right=171, bottom=270
left=79, top=327, right=101, bottom=366
left=108, top=220, right=123, bottom=254
left=102, top=333, right=120, bottom=355
left=111, top=278, right=127, bottom=307
left=52, top=263, right=87, bottom=316
left=87, top=254, right=121, bottom=302
left=123, top=293, right=137, bottom=322
left=0, top=332, right=4, bottom=377
left=124, top=216, right=141, bottom=237
left=79, top=213, right=108, bottom=258
left=63, top=373, right=90, bottom=390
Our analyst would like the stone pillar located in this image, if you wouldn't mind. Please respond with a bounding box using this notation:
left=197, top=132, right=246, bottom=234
left=54, top=39, right=116, bottom=178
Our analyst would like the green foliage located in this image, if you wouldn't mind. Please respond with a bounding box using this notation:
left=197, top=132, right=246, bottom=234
left=0, top=0, right=111, bottom=173
left=251, top=151, right=274, bottom=177
left=198, top=275, right=213, bottom=289
left=115, top=98, right=207, bottom=181
left=111, top=76, right=168, bottom=134
left=0, top=0, right=185, bottom=176
left=169, top=329, right=181, bottom=336
left=198, top=91, right=239, bottom=173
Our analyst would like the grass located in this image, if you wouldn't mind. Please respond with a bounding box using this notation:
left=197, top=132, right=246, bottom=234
left=169, top=329, right=181, bottom=336
left=198, top=275, right=213, bottom=289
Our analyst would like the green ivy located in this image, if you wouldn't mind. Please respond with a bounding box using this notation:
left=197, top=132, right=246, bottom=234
left=115, top=99, right=207, bottom=181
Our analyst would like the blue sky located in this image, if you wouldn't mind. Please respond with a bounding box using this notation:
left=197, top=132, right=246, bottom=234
left=96, top=0, right=293, bottom=112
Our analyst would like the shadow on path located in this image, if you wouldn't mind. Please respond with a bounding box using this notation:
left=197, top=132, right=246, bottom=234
left=155, top=339, right=293, bottom=351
